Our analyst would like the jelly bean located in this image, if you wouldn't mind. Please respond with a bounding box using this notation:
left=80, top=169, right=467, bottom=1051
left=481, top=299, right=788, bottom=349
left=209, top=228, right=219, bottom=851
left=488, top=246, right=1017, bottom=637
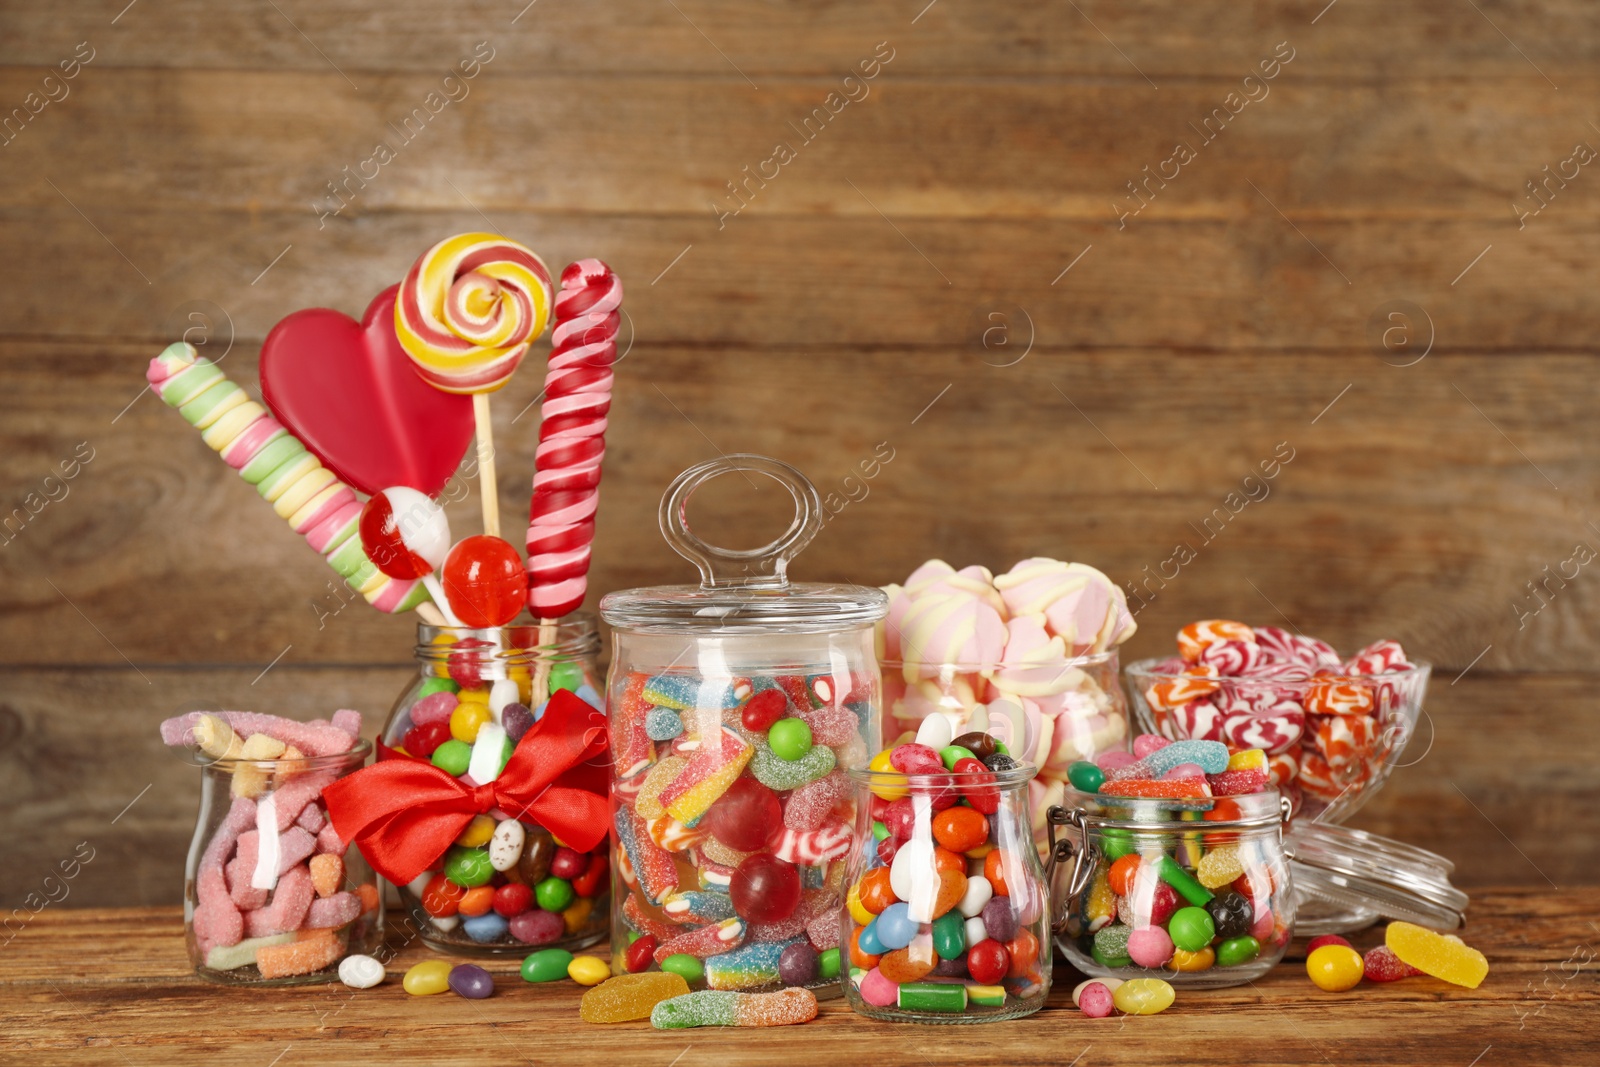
left=878, top=945, right=936, bottom=984
left=458, top=885, right=496, bottom=917
left=931, top=807, right=988, bottom=853
left=443, top=846, right=494, bottom=888
left=914, top=714, right=954, bottom=750
left=1171, top=946, right=1215, bottom=972
left=417, top=676, right=459, bottom=699
left=866, top=748, right=909, bottom=801
left=957, top=875, right=993, bottom=919
left=1113, top=977, right=1175, bottom=1015
left=767, top=718, right=813, bottom=761
left=880, top=797, right=916, bottom=841
left=818, top=947, right=841, bottom=980
left=449, top=963, right=495, bottom=999
left=874, top=902, right=918, bottom=951
left=1153, top=855, right=1214, bottom=906
left=1167, top=907, right=1215, bottom=953
left=462, top=912, right=510, bottom=943
left=778, top=941, right=819, bottom=985
left=488, top=819, right=525, bottom=872
left=562, top=896, right=595, bottom=935
left=1127, top=926, right=1174, bottom=968
left=952, top=758, right=1000, bottom=814
left=966, top=938, right=1009, bottom=984
left=857, top=919, right=887, bottom=957
left=661, top=953, right=706, bottom=983
left=403, top=960, right=453, bottom=996
left=573, top=852, right=608, bottom=897
left=509, top=908, right=565, bottom=945
left=568, top=955, right=612, bottom=986
left=857, top=967, right=898, bottom=1008
left=535, top=876, right=575, bottom=913
left=730, top=853, right=801, bottom=924
left=547, top=659, right=585, bottom=695
left=889, top=837, right=935, bottom=902
left=850, top=926, right=882, bottom=970
left=1005, top=928, right=1040, bottom=977
left=1386, top=921, right=1488, bottom=988
left=704, top=778, right=783, bottom=853
left=931, top=910, right=966, bottom=961
left=1306, top=944, right=1364, bottom=991
left=899, top=982, right=968, bottom=1013
left=938, top=745, right=976, bottom=770
left=1078, top=979, right=1116, bottom=1017
left=522, top=948, right=574, bottom=982
left=550, top=846, right=589, bottom=880
left=338, top=954, right=386, bottom=989
left=981, top=896, right=1017, bottom=943
left=582, top=972, right=692, bottom=1023
left=1216, top=935, right=1260, bottom=967
left=983, top=848, right=1011, bottom=897
left=516, top=826, right=556, bottom=885
left=430, top=739, right=471, bottom=776
left=740, top=688, right=789, bottom=732
left=625, top=934, right=659, bottom=973
left=421, top=874, right=464, bottom=917
left=502, top=703, right=536, bottom=743
left=493, top=882, right=533, bottom=917
left=455, top=814, right=497, bottom=848
left=403, top=720, right=451, bottom=759
left=1067, top=760, right=1105, bottom=793
left=949, top=731, right=998, bottom=760
left=1363, top=945, right=1423, bottom=982
left=1248, top=906, right=1275, bottom=943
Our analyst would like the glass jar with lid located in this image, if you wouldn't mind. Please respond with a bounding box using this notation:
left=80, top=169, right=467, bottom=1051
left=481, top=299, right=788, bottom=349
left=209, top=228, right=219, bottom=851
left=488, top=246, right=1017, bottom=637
left=599, top=454, right=888, bottom=993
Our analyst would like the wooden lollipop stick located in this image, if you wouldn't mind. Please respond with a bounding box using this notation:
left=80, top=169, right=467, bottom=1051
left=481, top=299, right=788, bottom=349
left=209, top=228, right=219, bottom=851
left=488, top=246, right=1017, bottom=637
left=473, top=393, right=500, bottom=539
left=532, top=617, right=558, bottom=700
left=416, top=602, right=447, bottom=627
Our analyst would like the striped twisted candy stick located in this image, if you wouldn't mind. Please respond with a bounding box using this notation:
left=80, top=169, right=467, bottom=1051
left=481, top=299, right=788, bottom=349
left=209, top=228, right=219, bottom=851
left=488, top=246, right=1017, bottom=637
left=146, top=343, right=436, bottom=618
left=526, top=259, right=621, bottom=619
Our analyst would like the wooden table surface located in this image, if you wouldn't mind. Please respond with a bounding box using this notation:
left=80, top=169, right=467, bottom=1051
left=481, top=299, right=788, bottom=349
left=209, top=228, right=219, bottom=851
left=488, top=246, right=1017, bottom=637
left=2, top=888, right=1592, bottom=1066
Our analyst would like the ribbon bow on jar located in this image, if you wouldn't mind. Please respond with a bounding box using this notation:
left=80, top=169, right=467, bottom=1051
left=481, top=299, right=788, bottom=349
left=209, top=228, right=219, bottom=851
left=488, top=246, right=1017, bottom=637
left=323, top=689, right=609, bottom=886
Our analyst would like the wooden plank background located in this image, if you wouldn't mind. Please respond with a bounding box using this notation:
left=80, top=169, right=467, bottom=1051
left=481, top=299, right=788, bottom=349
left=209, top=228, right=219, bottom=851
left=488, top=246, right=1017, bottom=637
left=1, top=0, right=1597, bottom=906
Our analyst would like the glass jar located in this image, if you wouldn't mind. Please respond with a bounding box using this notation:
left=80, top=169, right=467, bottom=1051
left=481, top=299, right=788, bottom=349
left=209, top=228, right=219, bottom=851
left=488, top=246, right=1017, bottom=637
left=881, top=651, right=1128, bottom=851
left=185, top=745, right=381, bottom=984
left=1048, top=789, right=1294, bottom=988
left=841, top=764, right=1051, bottom=1023
left=380, top=618, right=608, bottom=954
left=599, top=455, right=887, bottom=994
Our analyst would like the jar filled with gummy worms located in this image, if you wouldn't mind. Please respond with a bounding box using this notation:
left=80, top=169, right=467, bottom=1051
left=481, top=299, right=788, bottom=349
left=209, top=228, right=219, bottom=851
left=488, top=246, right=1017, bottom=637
left=1048, top=789, right=1295, bottom=988
left=381, top=618, right=609, bottom=954
left=841, top=762, right=1051, bottom=1023
left=599, top=455, right=888, bottom=995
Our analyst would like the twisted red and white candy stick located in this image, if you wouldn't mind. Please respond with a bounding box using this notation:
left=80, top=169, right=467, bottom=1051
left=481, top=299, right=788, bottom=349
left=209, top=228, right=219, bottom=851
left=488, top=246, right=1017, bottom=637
left=526, top=259, right=620, bottom=620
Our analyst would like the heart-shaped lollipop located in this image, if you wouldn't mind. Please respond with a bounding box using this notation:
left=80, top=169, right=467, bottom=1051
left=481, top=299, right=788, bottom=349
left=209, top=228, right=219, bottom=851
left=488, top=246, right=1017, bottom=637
left=261, top=286, right=475, bottom=497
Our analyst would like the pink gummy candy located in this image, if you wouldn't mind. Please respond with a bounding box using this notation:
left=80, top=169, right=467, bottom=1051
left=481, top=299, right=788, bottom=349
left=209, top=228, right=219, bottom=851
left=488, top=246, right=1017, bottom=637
left=330, top=709, right=362, bottom=736
left=244, top=864, right=315, bottom=938
left=784, top=769, right=851, bottom=833
left=159, top=711, right=357, bottom=757
left=805, top=906, right=841, bottom=951
left=315, top=822, right=346, bottom=855
left=794, top=704, right=857, bottom=748
left=193, top=796, right=257, bottom=953
left=1364, top=944, right=1424, bottom=982
left=225, top=837, right=269, bottom=910
left=306, top=891, right=362, bottom=929
left=750, top=892, right=825, bottom=943
left=652, top=918, right=746, bottom=963
left=268, top=772, right=339, bottom=831
left=295, top=803, right=327, bottom=834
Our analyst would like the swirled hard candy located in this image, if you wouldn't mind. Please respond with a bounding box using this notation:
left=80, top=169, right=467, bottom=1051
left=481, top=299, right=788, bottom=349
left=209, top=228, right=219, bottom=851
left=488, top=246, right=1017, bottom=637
left=1196, top=639, right=1262, bottom=676
left=1178, top=621, right=1255, bottom=662
left=1220, top=707, right=1305, bottom=755
left=1344, top=639, right=1413, bottom=676
left=1305, top=678, right=1375, bottom=717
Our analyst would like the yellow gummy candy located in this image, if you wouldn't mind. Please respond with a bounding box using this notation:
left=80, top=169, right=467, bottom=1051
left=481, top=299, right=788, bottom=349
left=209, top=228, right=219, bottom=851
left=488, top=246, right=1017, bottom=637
left=1197, top=845, right=1245, bottom=889
left=1227, top=748, right=1267, bottom=772
left=1086, top=869, right=1115, bottom=929
left=580, top=972, right=692, bottom=1023
left=1386, top=921, right=1488, bottom=989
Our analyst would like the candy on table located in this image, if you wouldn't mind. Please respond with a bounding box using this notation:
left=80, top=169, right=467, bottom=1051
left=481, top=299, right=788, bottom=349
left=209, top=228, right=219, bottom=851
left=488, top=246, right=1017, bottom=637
left=404, top=960, right=455, bottom=995
left=449, top=963, right=495, bottom=999
left=651, top=987, right=819, bottom=1029
left=337, top=954, right=386, bottom=989
left=1306, top=944, right=1364, bottom=991
left=1112, top=977, right=1176, bottom=1015
left=1363, top=944, right=1424, bottom=982
left=521, top=948, right=575, bottom=983
left=146, top=344, right=430, bottom=616
left=581, top=972, right=692, bottom=1023
left=568, top=956, right=612, bottom=985
left=1385, top=921, right=1489, bottom=988
left=1073, top=978, right=1120, bottom=1018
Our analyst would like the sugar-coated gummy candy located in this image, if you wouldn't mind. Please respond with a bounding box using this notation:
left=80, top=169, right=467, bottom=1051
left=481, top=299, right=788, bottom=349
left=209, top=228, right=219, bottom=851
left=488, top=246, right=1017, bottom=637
left=705, top=938, right=787, bottom=990
left=521, top=948, right=574, bottom=982
left=338, top=954, right=385, bottom=989
left=1306, top=944, right=1363, bottom=991
left=645, top=707, right=684, bottom=741
left=1363, top=945, right=1424, bottom=983
left=750, top=737, right=834, bottom=792
left=652, top=987, right=819, bottom=1029
left=449, top=963, right=495, bottom=999
left=1385, top=921, right=1488, bottom=988
left=1197, top=845, right=1245, bottom=889
left=1113, top=977, right=1175, bottom=1015
left=582, top=972, right=693, bottom=1022
left=404, top=960, right=454, bottom=995
left=1216, top=936, right=1260, bottom=967
left=1093, top=923, right=1132, bottom=960
left=568, top=955, right=612, bottom=986
left=1078, top=980, right=1116, bottom=1018
left=255, top=929, right=342, bottom=979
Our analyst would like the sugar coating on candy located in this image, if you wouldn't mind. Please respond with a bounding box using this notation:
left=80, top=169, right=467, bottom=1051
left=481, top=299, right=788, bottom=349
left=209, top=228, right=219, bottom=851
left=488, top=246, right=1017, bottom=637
left=652, top=987, right=818, bottom=1029
left=660, top=728, right=753, bottom=824
left=783, top=769, right=850, bottom=832
left=634, top=756, right=686, bottom=820
left=1364, top=944, right=1424, bottom=982
left=581, top=972, right=692, bottom=1023
left=662, top=890, right=735, bottom=925
left=1093, top=923, right=1131, bottom=959
left=774, top=817, right=852, bottom=866
left=749, top=736, right=835, bottom=792
left=645, top=707, right=685, bottom=742
left=655, top=918, right=747, bottom=964
left=1206, top=768, right=1269, bottom=796
left=704, top=938, right=787, bottom=990
left=805, top=907, right=840, bottom=951
left=203, top=931, right=295, bottom=971
left=255, top=928, right=343, bottom=979
left=193, top=795, right=257, bottom=953
left=1386, top=921, right=1488, bottom=988
left=244, top=864, right=315, bottom=938
left=160, top=711, right=358, bottom=757
left=793, top=703, right=858, bottom=747
left=1197, top=846, right=1245, bottom=889
left=307, top=891, right=362, bottom=929
left=615, top=805, right=679, bottom=904
left=1109, top=739, right=1230, bottom=780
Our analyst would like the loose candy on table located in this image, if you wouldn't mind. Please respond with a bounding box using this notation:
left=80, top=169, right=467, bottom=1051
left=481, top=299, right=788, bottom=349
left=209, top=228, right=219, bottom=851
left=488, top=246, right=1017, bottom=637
left=1306, top=944, right=1364, bottom=992
left=404, top=960, right=455, bottom=996
left=581, top=972, right=692, bottom=1022
left=1363, top=945, right=1424, bottom=982
left=651, top=987, right=819, bottom=1029
left=568, top=956, right=612, bottom=986
left=1076, top=979, right=1117, bottom=1018
left=337, top=953, right=385, bottom=989
left=1385, top=921, right=1489, bottom=988
left=449, top=963, right=495, bottom=999
left=1113, top=977, right=1176, bottom=1015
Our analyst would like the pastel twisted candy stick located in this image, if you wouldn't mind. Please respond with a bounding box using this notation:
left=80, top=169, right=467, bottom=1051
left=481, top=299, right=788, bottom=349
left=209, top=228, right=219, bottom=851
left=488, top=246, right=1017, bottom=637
left=526, top=258, right=620, bottom=618
left=396, top=233, right=553, bottom=542
left=147, top=344, right=431, bottom=616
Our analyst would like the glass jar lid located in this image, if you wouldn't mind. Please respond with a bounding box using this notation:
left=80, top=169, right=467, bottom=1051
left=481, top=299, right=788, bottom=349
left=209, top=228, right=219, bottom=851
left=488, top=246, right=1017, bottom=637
left=599, top=454, right=889, bottom=634
left=1288, top=821, right=1468, bottom=931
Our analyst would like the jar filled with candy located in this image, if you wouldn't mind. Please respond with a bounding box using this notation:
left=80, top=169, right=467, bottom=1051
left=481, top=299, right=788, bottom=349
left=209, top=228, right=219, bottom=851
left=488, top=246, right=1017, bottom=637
left=164, top=711, right=383, bottom=984
left=1049, top=773, right=1295, bottom=989
left=374, top=618, right=609, bottom=954
left=842, top=747, right=1051, bottom=1023
left=600, top=455, right=887, bottom=994
left=878, top=558, right=1137, bottom=849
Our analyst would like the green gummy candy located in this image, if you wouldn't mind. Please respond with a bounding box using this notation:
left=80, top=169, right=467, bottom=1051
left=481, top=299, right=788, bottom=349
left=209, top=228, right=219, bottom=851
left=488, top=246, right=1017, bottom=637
left=1094, top=922, right=1132, bottom=958
left=1091, top=942, right=1132, bottom=969
left=521, top=948, right=574, bottom=982
left=652, top=990, right=739, bottom=1029
left=750, top=736, right=834, bottom=791
left=547, top=660, right=584, bottom=695
left=1155, top=854, right=1214, bottom=906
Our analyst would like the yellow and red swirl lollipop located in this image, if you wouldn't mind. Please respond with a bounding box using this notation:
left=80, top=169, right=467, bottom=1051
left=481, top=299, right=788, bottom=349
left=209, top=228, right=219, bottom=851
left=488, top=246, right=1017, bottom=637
left=395, top=233, right=553, bottom=544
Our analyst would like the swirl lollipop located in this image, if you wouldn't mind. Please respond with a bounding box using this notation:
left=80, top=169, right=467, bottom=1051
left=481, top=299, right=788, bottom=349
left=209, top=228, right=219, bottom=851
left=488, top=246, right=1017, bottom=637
left=395, top=233, right=553, bottom=540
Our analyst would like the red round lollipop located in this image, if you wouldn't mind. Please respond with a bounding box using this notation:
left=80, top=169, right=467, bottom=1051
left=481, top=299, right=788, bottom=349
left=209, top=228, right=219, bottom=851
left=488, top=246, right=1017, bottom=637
left=442, top=535, right=528, bottom=627
left=703, top=778, right=783, bottom=853
left=359, top=486, right=451, bottom=580
left=729, top=853, right=801, bottom=924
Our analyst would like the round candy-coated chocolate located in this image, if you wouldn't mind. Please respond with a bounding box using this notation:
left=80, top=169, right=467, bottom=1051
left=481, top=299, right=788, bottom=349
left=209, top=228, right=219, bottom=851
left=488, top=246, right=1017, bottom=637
left=1168, top=907, right=1216, bottom=953
left=1205, top=891, right=1254, bottom=941
left=778, top=941, right=819, bottom=986
left=493, top=882, right=533, bottom=917
left=501, top=703, right=535, bottom=743
left=462, top=912, right=510, bottom=943
left=535, top=876, right=575, bottom=913
left=509, top=908, right=564, bottom=945
left=1067, top=760, right=1105, bottom=793
left=550, top=847, right=589, bottom=880
left=442, top=535, right=528, bottom=628
left=430, top=739, right=472, bottom=777
left=981, top=896, right=1018, bottom=943
left=521, top=948, right=574, bottom=982
left=661, top=953, right=705, bottom=983
left=1216, top=935, right=1261, bottom=967
left=982, top=753, right=1019, bottom=773
left=1307, top=944, right=1363, bottom=991
left=704, top=778, right=783, bottom=852
left=443, top=846, right=494, bottom=888
left=767, top=717, right=813, bottom=761
left=967, top=938, right=1010, bottom=984
left=730, top=853, right=801, bottom=923
left=950, top=731, right=998, bottom=760
left=547, top=660, right=584, bottom=694
left=817, top=947, right=841, bottom=980
left=448, top=963, right=494, bottom=999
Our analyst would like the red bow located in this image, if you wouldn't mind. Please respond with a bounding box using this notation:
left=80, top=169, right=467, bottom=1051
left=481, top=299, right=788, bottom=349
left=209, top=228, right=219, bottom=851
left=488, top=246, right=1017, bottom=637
left=324, top=688, right=610, bottom=886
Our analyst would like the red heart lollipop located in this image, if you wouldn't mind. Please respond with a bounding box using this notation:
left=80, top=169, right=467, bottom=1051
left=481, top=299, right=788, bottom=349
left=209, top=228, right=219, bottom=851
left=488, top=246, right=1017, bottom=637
left=442, top=535, right=528, bottom=628
left=260, top=285, right=474, bottom=496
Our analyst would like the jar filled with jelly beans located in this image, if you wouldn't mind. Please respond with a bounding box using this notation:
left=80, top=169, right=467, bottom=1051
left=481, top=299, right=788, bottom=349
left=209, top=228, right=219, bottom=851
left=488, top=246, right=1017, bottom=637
left=1048, top=788, right=1295, bottom=988
left=599, top=455, right=887, bottom=996
left=841, top=756, right=1051, bottom=1023
left=185, top=744, right=382, bottom=984
left=381, top=617, right=609, bottom=954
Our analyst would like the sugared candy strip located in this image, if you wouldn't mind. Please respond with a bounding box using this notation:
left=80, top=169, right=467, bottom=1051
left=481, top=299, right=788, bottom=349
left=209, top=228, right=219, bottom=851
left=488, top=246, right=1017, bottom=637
left=580, top=972, right=691, bottom=1023
left=1385, top=921, right=1488, bottom=988
left=615, top=806, right=679, bottom=904
left=147, top=344, right=428, bottom=614
left=651, top=987, right=819, bottom=1029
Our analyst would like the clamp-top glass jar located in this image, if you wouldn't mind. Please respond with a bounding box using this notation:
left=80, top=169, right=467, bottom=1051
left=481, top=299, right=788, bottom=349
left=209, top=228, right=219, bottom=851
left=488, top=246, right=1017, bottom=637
left=600, top=455, right=888, bottom=993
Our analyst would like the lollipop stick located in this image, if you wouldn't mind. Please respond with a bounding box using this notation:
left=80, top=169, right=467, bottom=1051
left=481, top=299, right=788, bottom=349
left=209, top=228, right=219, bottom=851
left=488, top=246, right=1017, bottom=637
left=422, top=574, right=463, bottom=628
left=416, top=602, right=447, bottom=628
left=533, top=617, right=558, bottom=700
left=473, top=393, right=500, bottom=539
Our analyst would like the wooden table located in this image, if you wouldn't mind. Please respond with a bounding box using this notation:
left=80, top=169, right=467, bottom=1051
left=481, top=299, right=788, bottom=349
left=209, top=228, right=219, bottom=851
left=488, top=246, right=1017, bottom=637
left=2, top=888, right=1591, bottom=1066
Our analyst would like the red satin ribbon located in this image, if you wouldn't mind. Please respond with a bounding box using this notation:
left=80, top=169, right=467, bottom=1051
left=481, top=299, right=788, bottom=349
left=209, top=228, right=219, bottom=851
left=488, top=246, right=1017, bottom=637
left=324, top=688, right=610, bottom=886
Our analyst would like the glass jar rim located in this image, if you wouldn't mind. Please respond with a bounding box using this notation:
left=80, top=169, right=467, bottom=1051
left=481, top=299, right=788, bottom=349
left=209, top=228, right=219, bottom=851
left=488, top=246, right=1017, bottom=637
left=1061, top=784, right=1285, bottom=827
left=1125, top=655, right=1433, bottom=684
left=414, top=612, right=601, bottom=662
left=882, top=649, right=1119, bottom=672
left=194, top=737, right=372, bottom=772
left=847, top=762, right=1039, bottom=789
